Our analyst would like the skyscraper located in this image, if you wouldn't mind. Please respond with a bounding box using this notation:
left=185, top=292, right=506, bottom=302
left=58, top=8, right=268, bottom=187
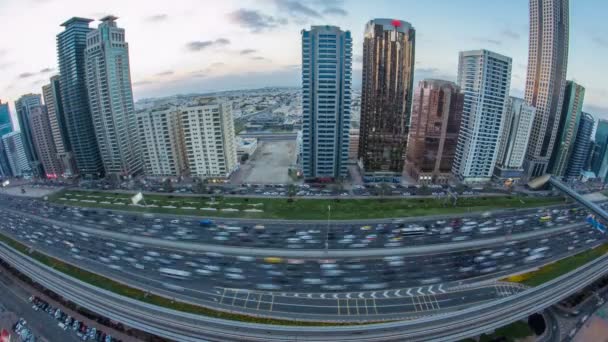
left=405, top=79, right=463, bottom=184
left=43, top=75, right=76, bottom=176
left=549, top=81, right=585, bottom=177
left=358, top=19, right=415, bottom=181
left=452, top=50, right=512, bottom=183
left=301, top=25, right=352, bottom=180
left=2, top=132, right=31, bottom=177
left=523, top=0, right=570, bottom=178
left=0, top=140, right=12, bottom=177
left=57, top=17, right=103, bottom=178
left=494, top=97, right=536, bottom=180
left=0, top=100, right=12, bottom=137
left=15, top=94, right=43, bottom=177
left=28, top=105, right=63, bottom=178
left=566, top=112, right=594, bottom=178
left=85, top=16, right=141, bottom=178
left=180, top=99, right=237, bottom=179
left=136, top=106, right=187, bottom=177
left=591, top=119, right=608, bottom=175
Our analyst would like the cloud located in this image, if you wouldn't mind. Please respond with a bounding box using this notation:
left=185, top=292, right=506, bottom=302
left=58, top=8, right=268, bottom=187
left=227, top=9, right=287, bottom=33
left=323, top=7, right=348, bottom=16
left=414, top=67, right=457, bottom=84
left=273, top=0, right=321, bottom=18
left=501, top=29, right=520, bottom=40
left=592, top=36, right=608, bottom=48
left=39, top=67, right=54, bottom=73
left=155, top=70, right=174, bottom=77
left=18, top=72, right=35, bottom=79
left=250, top=56, right=269, bottom=61
left=473, top=37, right=502, bottom=45
left=240, top=49, right=257, bottom=55
left=186, top=38, right=230, bottom=52
left=145, top=14, right=169, bottom=22
left=133, top=80, right=155, bottom=87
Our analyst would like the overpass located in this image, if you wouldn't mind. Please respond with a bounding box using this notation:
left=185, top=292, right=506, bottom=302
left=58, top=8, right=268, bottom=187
left=529, top=175, right=608, bottom=224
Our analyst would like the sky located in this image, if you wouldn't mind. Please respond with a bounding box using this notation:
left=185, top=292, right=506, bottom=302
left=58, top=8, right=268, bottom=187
left=0, top=0, right=607, bottom=121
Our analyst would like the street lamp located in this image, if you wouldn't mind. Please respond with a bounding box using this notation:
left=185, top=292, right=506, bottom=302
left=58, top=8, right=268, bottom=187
left=325, top=205, right=331, bottom=252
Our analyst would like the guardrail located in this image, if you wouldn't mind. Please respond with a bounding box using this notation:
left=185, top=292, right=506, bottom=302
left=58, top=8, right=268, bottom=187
left=1, top=238, right=608, bottom=341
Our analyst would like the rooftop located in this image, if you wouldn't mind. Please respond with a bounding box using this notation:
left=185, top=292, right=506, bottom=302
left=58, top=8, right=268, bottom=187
left=60, top=17, right=93, bottom=27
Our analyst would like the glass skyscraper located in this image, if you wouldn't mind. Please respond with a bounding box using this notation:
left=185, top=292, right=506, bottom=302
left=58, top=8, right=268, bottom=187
left=358, top=19, right=415, bottom=181
left=566, top=112, right=594, bottom=178
left=57, top=17, right=103, bottom=178
left=301, top=25, right=352, bottom=180
left=0, top=100, right=12, bottom=138
left=15, top=94, right=44, bottom=177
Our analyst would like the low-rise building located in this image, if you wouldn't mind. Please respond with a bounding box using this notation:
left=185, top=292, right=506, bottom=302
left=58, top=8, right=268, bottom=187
left=236, top=137, right=258, bottom=161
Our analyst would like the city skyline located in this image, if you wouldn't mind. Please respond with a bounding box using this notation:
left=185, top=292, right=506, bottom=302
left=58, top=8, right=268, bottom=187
left=0, top=0, right=607, bottom=130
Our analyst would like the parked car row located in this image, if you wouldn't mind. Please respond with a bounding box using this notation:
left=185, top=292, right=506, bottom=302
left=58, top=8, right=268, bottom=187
left=28, top=296, right=118, bottom=342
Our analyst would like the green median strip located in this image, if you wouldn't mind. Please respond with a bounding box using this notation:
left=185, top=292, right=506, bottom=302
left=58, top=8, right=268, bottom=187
left=504, top=243, right=608, bottom=287
left=48, top=189, right=566, bottom=220
left=0, top=233, right=363, bottom=326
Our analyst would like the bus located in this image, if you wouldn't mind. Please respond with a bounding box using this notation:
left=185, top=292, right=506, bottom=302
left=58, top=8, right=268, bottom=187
left=401, top=227, right=427, bottom=237
left=158, top=268, right=191, bottom=280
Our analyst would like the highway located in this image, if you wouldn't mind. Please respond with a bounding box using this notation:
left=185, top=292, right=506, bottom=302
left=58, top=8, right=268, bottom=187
left=0, top=202, right=603, bottom=321
left=1, top=240, right=608, bottom=341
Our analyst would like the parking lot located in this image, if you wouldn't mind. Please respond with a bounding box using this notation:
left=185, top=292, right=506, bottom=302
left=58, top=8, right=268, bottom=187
left=232, top=140, right=296, bottom=185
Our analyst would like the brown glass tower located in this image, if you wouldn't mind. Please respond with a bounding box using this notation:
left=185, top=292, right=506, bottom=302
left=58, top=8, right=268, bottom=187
left=405, top=80, right=463, bottom=184
left=358, top=19, right=415, bottom=180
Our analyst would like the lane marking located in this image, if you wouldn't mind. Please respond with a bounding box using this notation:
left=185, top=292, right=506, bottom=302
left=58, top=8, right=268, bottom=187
left=417, top=287, right=424, bottom=296
left=373, top=297, right=378, bottom=314
left=346, top=297, right=350, bottom=315
left=320, top=293, right=326, bottom=299
left=219, top=288, right=227, bottom=304
left=307, top=293, right=313, bottom=299
left=438, top=284, right=446, bottom=294
left=337, top=298, right=341, bottom=315
left=355, top=299, right=360, bottom=315
left=411, top=296, right=418, bottom=312
left=395, top=289, right=401, bottom=297
left=232, top=289, right=238, bottom=306
left=383, top=291, right=390, bottom=298
left=358, top=292, right=365, bottom=299
left=269, top=294, right=275, bottom=312
left=364, top=298, right=369, bottom=315
left=256, top=294, right=262, bottom=310
left=406, top=288, right=413, bottom=297
left=371, top=292, right=377, bottom=299
left=332, top=293, right=339, bottom=300
left=346, top=293, right=352, bottom=299
left=428, top=285, right=435, bottom=295
left=244, top=292, right=250, bottom=308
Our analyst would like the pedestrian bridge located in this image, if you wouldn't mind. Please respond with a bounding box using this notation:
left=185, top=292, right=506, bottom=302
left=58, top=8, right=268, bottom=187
left=528, top=175, right=608, bottom=223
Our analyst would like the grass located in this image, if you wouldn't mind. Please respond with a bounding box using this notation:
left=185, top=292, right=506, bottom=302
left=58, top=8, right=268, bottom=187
left=479, top=320, right=534, bottom=342
left=504, top=243, right=608, bottom=286
left=0, top=233, right=362, bottom=326
left=48, top=189, right=566, bottom=220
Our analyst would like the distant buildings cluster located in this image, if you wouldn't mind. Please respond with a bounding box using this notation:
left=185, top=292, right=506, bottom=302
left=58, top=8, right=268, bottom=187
left=300, top=0, right=599, bottom=184
left=0, top=0, right=604, bottom=186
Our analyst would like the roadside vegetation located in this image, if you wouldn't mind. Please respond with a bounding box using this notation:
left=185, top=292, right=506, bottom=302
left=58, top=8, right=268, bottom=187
left=49, top=190, right=565, bottom=220
left=478, top=320, right=534, bottom=342
left=504, top=243, right=608, bottom=286
left=0, top=232, right=370, bottom=326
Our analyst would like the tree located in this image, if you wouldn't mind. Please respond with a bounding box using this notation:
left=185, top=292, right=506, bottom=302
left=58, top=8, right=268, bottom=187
left=378, top=182, right=391, bottom=199
left=163, top=178, right=174, bottom=193
left=287, top=184, right=297, bottom=202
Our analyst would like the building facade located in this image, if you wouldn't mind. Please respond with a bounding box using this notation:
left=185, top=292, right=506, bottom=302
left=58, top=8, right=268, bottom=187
left=1, top=132, right=31, bottom=177
left=135, top=106, right=187, bottom=177
left=358, top=19, right=415, bottom=179
left=494, top=97, right=536, bottom=180
left=57, top=17, right=103, bottom=178
left=0, top=140, right=12, bottom=177
left=43, top=75, right=76, bottom=176
left=594, top=119, right=608, bottom=182
left=28, top=106, right=63, bottom=178
left=452, top=50, right=512, bottom=183
left=85, top=16, right=141, bottom=178
left=180, top=100, right=237, bottom=180
left=15, top=94, right=43, bottom=177
left=0, top=100, right=12, bottom=137
left=566, top=112, right=594, bottom=178
left=405, top=79, right=463, bottom=184
left=549, top=81, right=585, bottom=177
left=301, top=25, right=352, bottom=180
left=348, top=128, right=359, bottom=161
left=523, top=0, right=570, bottom=178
